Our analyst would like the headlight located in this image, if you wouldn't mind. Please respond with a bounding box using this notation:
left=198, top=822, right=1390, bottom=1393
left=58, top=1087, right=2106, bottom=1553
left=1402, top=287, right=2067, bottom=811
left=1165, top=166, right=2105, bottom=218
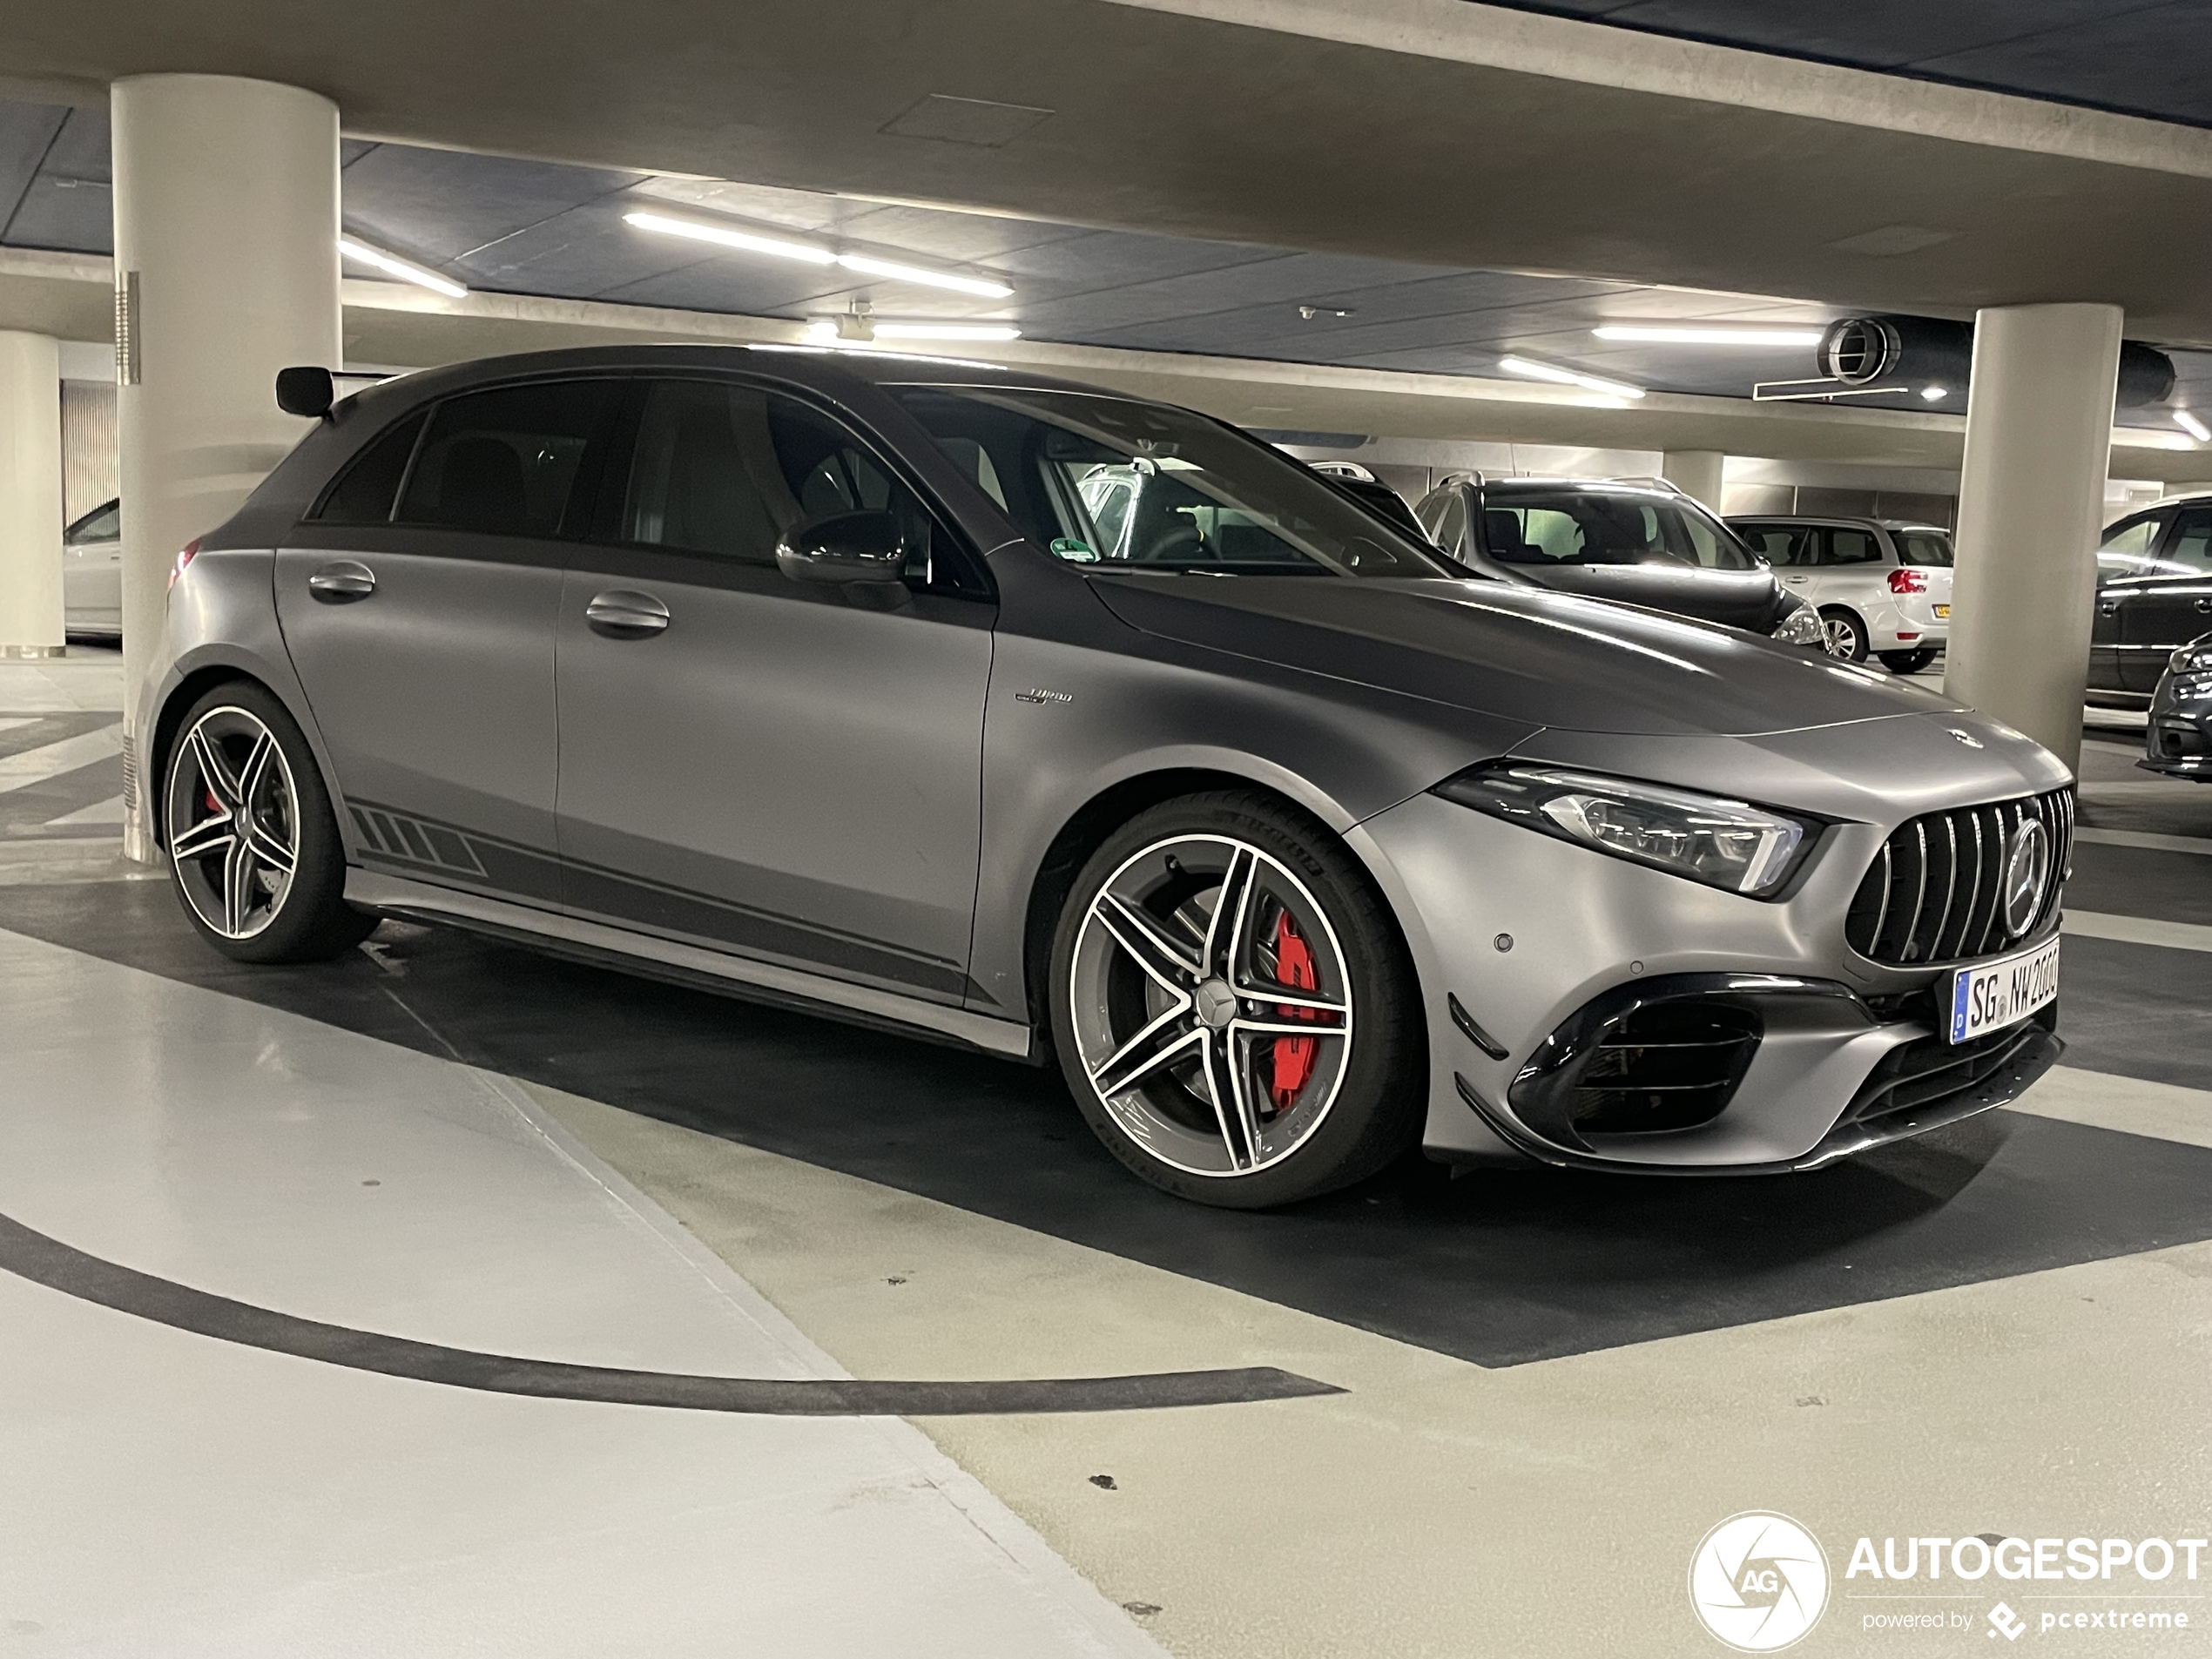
left=1770, top=601, right=1824, bottom=650
left=1433, top=763, right=1817, bottom=896
left=2168, top=644, right=2212, bottom=675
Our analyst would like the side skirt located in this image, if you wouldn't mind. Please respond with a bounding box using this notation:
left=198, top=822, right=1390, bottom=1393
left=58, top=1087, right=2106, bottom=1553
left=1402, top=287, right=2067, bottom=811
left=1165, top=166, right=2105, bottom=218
left=345, top=871, right=1038, bottom=1062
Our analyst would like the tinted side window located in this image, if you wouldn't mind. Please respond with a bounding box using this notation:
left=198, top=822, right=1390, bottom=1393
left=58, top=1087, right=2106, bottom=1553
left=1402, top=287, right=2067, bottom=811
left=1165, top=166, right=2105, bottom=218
left=2164, top=508, right=2212, bottom=576
left=66, top=499, right=121, bottom=543
left=766, top=394, right=988, bottom=597
left=2097, top=515, right=2165, bottom=583
left=398, top=380, right=617, bottom=537
left=1824, top=528, right=1881, bottom=565
left=312, top=411, right=426, bottom=525
left=1737, top=524, right=1811, bottom=566
left=624, top=380, right=785, bottom=562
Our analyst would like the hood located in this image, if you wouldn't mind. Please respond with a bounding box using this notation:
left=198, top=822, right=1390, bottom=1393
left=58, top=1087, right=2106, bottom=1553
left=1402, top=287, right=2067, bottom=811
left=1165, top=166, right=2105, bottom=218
left=1089, top=573, right=1959, bottom=738
left=1505, top=561, right=1782, bottom=631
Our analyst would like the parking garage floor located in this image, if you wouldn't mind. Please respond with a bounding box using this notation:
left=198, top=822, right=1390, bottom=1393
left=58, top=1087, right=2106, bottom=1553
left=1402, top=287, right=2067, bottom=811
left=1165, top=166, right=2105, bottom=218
left=3, top=651, right=2209, bottom=1657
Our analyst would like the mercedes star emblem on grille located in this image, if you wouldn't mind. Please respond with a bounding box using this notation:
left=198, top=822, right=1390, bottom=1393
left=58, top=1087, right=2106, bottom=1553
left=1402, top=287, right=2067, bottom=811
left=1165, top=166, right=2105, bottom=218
left=2002, top=819, right=2050, bottom=938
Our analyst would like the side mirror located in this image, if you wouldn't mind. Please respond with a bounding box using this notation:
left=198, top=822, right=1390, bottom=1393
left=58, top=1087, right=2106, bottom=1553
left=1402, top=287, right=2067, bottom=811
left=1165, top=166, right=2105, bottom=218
left=775, top=510, right=907, bottom=588
left=275, top=365, right=334, bottom=419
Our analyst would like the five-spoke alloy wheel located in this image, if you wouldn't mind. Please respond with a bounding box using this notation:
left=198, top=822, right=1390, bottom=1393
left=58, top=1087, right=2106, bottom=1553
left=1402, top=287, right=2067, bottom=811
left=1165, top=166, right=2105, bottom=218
left=1050, top=792, right=1423, bottom=1208
left=163, top=682, right=374, bottom=962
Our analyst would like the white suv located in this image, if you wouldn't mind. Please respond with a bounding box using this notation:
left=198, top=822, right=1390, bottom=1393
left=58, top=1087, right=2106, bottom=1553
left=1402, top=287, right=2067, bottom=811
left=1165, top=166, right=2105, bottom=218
left=1726, top=516, right=1952, bottom=671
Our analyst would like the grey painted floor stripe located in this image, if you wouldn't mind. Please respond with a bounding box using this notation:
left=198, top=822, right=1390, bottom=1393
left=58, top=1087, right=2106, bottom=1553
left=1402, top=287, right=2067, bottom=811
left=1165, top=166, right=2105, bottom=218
left=0, top=1211, right=1340, bottom=1416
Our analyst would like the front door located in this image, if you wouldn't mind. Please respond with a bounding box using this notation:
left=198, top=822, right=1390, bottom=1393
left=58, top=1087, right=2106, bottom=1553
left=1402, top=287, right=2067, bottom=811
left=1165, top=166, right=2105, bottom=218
left=277, top=378, right=621, bottom=907
left=555, top=377, right=995, bottom=1005
left=2092, top=510, right=2166, bottom=692
left=2120, top=505, right=2212, bottom=690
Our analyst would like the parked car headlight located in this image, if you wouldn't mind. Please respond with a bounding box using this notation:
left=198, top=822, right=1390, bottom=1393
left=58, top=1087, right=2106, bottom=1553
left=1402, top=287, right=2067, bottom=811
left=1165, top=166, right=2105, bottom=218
left=1770, top=597, right=1824, bottom=650
left=2168, top=642, right=2212, bottom=676
left=1433, top=763, right=1817, bottom=896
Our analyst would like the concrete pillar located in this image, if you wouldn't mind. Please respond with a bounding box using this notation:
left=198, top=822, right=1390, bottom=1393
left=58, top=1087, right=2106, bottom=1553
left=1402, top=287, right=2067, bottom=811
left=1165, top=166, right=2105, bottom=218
left=1947, top=304, right=2124, bottom=774
left=1661, top=449, right=1726, bottom=511
left=112, top=74, right=340, bottom=860
left=0, top=332, right=65, bottom=658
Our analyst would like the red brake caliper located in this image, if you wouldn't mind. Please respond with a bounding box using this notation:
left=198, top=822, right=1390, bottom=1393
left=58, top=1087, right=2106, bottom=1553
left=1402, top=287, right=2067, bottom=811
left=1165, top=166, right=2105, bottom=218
left=1268, top=910, right=1319, bottom=1110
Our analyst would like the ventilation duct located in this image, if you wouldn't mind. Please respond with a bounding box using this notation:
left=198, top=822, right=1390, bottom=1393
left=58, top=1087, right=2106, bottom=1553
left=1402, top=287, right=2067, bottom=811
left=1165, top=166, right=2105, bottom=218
left=1813, top=316, right=2175, bottom=408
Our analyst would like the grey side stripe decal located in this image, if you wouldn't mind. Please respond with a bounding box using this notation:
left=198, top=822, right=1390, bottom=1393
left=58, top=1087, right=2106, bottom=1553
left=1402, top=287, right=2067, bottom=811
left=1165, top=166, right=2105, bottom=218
left=0, top=1211, right=1340, bottom=1416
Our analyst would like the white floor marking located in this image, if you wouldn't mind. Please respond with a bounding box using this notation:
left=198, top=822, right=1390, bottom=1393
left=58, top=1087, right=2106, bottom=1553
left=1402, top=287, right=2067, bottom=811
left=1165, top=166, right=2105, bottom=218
left=2073, top=826, right=2212, bottom=854
left=0, top=925, right=1163, bottom=1658
left=41, top=793, right=125, bottom=826
left=2010, top=1064, right=2212, bottom=1150
left=0, top=723, right=122, bottom=794
left=0, top=717, right=36, bottom=736
left=2062, top=909, right=2212, bottom=953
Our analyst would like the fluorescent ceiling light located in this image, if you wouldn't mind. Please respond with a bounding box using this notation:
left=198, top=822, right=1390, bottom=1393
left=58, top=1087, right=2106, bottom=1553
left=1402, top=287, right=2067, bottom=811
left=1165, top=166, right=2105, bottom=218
left=624, top=212, right=835, bottom=265
left=1498, top=354, right=1646, bottom=400
left=871, top=322, right=1022, bottom=341
left=2175, top=409, right=2210, bottom=443
left=1592, top=325, right=1824, bottom=347
left=338, top=235, right=466, bottom=298
left=835, top=253, right=1013, bottom=299
left=1920, top=385, right=1949, bottom=401
left=625, top=211, right=1014, bottom=298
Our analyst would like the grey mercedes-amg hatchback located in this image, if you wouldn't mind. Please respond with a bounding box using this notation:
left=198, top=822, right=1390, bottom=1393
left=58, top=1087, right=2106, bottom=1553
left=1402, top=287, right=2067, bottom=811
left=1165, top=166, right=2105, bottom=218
left=144, top=345, right=2071, bottom=1208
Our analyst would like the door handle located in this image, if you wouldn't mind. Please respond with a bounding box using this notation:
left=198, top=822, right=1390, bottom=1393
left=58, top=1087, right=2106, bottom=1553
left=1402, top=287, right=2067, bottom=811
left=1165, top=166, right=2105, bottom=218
left=307, top=559, right=376, bottom=601
left=2195, top=597, right=2212, bottom=613
left=2097, top=601, right=2119, bottom=616
left=584, top=589, right=671, bottom=637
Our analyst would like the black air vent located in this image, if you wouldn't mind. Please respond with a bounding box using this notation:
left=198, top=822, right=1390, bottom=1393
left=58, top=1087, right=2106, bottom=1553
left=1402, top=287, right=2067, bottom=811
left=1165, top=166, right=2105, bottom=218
left=1569, top=1001, right=1760, bottom=1135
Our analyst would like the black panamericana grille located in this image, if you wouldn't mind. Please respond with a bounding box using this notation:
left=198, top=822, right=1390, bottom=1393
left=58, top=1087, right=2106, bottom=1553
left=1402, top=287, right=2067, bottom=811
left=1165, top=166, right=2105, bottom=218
left=1845, top=788, right=2073, bottom=967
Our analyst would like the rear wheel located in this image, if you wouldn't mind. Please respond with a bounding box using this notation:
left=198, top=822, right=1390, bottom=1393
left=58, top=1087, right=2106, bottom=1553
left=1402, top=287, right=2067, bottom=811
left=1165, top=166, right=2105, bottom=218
left=1878, top=647, right=1939, bottom=675
left=1049, top=791, right=1424, bottom=1209
left=1818, top=607, right=1869, bottom=662
left=164, top=682, right=374, bottom=963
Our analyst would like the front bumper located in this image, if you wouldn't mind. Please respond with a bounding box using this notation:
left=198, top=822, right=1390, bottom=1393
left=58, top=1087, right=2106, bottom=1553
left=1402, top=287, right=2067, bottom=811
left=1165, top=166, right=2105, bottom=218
left=2141, top=668, right=2212, bottom=780
left=1453, top=976, right=2060, bottom=1174
left=1354, top=745, right=2067, bottom=1175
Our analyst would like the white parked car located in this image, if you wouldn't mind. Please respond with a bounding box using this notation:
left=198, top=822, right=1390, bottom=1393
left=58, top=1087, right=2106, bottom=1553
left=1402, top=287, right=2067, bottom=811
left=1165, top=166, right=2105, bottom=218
left=1726, top=515, right=1952, bottom=671
left=63, top=497, right=122, bottom=640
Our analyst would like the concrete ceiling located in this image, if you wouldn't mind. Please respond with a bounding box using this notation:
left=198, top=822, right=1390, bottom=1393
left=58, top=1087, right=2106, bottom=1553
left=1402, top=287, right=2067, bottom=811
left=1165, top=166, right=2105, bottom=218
left=1491, top=1, right=2212, bottom=131
left=8, top=96, right=2212, bottom=441
left=6, top=0, right=2212, bottom=348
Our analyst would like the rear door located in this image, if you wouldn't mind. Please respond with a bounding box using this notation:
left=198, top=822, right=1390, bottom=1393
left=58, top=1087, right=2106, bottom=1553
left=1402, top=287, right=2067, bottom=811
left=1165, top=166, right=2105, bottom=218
left=2092, top=510, right=2169, bottom=691
left=2121, top=505, right=2212, bottom=690
left=276, top=378, right=622, bottom=907
left=554, top=376, right=995, bottom=1005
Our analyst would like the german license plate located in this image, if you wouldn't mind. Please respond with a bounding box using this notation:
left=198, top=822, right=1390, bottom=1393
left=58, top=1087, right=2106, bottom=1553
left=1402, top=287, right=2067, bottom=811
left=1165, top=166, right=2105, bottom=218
left=1933, top=604, right=1951, bottom=619
left=1946, top=937, right=2060, bottom=1043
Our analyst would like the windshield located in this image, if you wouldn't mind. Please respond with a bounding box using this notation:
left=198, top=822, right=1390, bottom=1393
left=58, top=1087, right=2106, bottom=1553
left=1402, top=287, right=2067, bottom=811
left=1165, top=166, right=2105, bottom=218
left=887, top=386, right=1451, bottom=577
left=1896, top=529, right=1952, bottom=567
left=1480, top=491, right=1756, bottom=570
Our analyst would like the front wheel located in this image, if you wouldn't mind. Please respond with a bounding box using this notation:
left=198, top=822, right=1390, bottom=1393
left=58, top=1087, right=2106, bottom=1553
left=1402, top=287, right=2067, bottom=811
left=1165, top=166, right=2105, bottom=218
left=1049, top=792, right=1425, bottom=1209
left=164, top=681, right=375, bottom=963
left=1878, top=647, right=1939, bottom=675
left=1818, top=607, right=1869, bottom=662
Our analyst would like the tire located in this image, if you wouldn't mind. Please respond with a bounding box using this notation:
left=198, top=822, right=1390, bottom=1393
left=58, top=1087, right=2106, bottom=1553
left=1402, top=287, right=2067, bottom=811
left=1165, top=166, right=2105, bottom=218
left=1818, top=607, right=1869, bottom=663
left=1878, top=648, right=1939, bottom=675
left=163, top=680, right=375, bottom=963
left=1048, top=790, right=1425, bottom=1209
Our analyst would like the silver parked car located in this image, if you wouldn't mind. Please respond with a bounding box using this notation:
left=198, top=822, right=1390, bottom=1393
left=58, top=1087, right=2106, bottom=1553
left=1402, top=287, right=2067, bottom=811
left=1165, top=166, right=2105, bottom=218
left=142, top=347, right=2070, bottom=1209
left=63, top=497, right=123, bottom=639
left=1727, top=515, right=1953, bottom=671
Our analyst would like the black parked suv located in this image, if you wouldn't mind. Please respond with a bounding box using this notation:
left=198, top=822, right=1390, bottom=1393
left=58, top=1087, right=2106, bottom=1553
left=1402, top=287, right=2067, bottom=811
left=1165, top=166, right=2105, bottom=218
left=1413, top=474, right=1824, bottom=646
left=2093, top=495, right=2212, bottom=705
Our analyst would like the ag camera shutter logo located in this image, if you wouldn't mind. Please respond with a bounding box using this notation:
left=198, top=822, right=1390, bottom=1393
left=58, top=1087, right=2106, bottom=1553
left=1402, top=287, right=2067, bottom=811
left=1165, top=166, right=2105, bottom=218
left=1689, top=1511, right=1831, bottom=1651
